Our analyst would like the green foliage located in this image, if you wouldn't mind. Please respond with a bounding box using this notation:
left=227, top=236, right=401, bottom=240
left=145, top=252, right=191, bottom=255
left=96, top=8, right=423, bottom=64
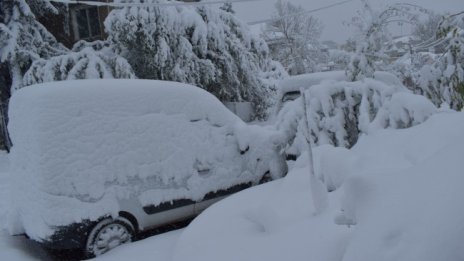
left=457, top=82, right=464, bottom=108
left=0, top=0, right=68, bottom=91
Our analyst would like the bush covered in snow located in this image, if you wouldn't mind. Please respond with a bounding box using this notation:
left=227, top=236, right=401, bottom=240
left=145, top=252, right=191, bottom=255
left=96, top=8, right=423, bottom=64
left=0, top=0, right=138, bottom=93
left=388, top=13, right=464, bottom=110
left=0, top=0, right=68, bottom=91
left=23, top=45, right=135, bottom=85
left=274, top=76, right=437, bottom=154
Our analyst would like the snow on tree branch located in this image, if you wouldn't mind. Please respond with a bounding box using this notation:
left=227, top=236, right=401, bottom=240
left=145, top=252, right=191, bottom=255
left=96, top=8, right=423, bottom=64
left=23, top=46, right=135, bottom=86
left=105, top=0, right=285, bottom=119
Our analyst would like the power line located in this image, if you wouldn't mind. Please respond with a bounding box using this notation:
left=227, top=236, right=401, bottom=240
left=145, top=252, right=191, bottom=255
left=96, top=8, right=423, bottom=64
left=247, top=0, right=355, bottom=26
left=48, top=0, right=260, bottom=8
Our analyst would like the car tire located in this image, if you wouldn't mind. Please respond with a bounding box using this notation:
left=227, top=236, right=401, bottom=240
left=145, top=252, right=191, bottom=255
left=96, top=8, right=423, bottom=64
left=85, top=217, right=135, bottom=258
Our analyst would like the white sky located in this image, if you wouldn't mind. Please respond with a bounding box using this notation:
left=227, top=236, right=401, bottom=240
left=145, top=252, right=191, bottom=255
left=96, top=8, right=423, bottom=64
left=230, top=0, right=464, bottom=42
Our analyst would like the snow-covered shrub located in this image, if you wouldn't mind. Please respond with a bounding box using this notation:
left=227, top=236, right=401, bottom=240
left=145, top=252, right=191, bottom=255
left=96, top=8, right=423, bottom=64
left=434, top=18, right=464, bottom=109
left=407, top=15, right=464, bottom=110
left=105, top=0, right=284, bottom=119
left=387, top=13, right=464, bottom=110
left=0, top=0, right=68, bottom=91
left=23, top=46, right=135, bottom=85
left=275, top=78, right=437, bottom=153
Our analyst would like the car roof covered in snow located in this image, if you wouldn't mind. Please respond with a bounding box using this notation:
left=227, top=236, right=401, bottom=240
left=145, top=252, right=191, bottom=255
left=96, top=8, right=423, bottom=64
left=278, top=71, right=403, bottom=95
left=9, top=79, right=239, bottom=126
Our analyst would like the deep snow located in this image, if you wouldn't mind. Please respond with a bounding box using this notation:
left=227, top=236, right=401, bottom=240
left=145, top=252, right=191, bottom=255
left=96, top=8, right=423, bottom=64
left=0, top=101, right=463, bottom=261
left=173, top=111, right=464, bottom=261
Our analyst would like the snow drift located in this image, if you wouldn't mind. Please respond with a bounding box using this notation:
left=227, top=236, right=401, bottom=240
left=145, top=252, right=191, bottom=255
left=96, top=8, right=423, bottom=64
left=173, top=110, right=464, bottom=261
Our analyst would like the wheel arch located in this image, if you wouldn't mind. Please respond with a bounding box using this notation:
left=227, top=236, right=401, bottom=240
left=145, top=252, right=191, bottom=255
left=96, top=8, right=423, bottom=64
left=119, top=211, right=140, bottom=233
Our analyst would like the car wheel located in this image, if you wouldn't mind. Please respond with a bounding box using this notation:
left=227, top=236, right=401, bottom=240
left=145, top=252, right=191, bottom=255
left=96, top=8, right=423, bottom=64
left=85, top=217, right=135, bottom=257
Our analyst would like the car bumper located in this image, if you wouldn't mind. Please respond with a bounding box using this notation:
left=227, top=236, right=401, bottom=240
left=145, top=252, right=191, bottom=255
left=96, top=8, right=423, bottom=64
left=34, top=219, right=99, bottom=250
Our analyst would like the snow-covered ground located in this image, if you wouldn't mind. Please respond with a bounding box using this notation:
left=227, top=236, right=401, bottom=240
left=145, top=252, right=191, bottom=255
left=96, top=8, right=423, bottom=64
left=172, top=110, right=464, bottom=261
left=0, top=229, right=181, bottom=261
left=1, top=110, right=463, bottom=260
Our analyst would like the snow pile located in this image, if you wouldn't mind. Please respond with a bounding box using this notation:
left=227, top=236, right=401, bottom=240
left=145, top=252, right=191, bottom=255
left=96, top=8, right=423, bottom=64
left=275, top=75, right=437, bottom=154
left=173, top=110, right=464, bottom=261
left=340, top=112, right=464, bottom=261
left=6, top=79, right=286, bottom=240
left=277, top=71, right=347, bottom=96
left=172, top=149, right=352, bottom=261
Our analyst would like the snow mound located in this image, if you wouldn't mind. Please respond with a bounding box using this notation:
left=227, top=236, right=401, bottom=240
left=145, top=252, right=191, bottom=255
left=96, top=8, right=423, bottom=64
left=6, top=79, right=286, bottom=240
left=341, top=111, right=464, bottom=261
left=173, top=110, right=464, bottom=261
left=172, top=148, right=352, bottom=261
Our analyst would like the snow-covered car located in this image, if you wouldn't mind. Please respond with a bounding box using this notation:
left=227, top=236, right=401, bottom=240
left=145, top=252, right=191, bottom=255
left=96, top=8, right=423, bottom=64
left=5, top=80, right=287, bottom=258
left=274, top=70, right=403, bottom=114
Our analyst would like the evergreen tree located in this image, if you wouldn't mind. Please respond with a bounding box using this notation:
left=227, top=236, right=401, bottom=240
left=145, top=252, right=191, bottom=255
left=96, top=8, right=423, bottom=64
left=23, top=41, right=136, bottom=85
left=0, top=0, right=68, bottom=92
left=105, top=0, right=285, bottom=119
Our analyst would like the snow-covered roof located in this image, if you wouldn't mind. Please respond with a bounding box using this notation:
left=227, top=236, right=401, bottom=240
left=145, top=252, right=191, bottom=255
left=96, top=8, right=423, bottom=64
left=278, top=70, right=403, bottom=95
left=9, top=79, right=238, bottom=127
left=278, top=71, right=347, bottom=95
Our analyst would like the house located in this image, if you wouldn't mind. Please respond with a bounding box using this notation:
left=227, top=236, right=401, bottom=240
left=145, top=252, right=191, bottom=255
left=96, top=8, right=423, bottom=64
left=38, top=0, right=200, bottom=48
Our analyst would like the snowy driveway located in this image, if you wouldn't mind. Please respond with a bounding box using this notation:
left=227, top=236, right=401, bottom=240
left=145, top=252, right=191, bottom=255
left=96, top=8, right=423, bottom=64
left=0, top=229, right=181, bottom=261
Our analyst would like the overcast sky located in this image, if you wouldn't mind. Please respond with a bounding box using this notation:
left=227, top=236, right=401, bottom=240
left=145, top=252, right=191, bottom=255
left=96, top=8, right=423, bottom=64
left=230, top=0, right=463, bottom=43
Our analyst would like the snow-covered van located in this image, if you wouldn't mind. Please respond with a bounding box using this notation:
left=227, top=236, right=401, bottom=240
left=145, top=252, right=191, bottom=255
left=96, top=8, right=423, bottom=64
left=6, top=80, right=287, bottom=257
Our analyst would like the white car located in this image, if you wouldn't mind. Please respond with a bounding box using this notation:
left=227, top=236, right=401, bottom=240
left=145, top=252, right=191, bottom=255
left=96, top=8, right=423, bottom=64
left=6, top=80, right=287, bottom=258
left=274, top=70, right=403, bottom=114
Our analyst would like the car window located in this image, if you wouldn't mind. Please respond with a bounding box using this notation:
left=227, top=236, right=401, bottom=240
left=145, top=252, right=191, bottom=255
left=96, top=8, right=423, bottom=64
left=282, top=91, right=301, bottom=103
